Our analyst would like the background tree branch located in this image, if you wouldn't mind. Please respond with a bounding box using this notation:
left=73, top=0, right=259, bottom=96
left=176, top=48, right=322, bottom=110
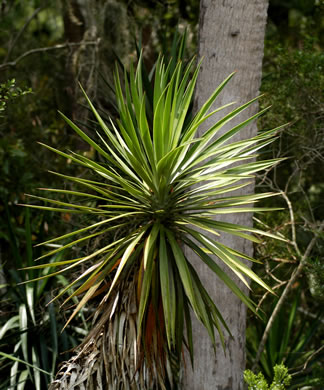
left=0, top=41, right=99, bottom=71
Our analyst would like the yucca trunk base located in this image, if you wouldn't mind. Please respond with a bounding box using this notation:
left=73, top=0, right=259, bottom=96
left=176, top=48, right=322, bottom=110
left=49, top=286, right=176, bottom=390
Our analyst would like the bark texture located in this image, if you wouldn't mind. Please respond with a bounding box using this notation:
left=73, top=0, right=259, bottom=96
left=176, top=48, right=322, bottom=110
left=182, top=1, right=269, bottom=389
left=61, top=0, right=130, bottom=123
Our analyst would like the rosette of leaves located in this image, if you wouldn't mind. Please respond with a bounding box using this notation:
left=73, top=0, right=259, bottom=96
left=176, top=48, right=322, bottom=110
left=23, top=55, right=285, bottom=389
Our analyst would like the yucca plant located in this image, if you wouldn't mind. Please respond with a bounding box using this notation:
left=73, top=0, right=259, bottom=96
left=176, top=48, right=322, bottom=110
left=22, top=54, right=285, bottom=389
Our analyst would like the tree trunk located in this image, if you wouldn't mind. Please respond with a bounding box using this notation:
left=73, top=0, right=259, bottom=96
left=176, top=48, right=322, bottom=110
left=62, top=0, right=86, bottom=121
left=182, top=1, right=269, bottom=389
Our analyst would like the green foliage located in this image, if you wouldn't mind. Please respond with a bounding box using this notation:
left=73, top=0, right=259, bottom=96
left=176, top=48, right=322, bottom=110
left=0, top=59, right=79, bottom=390
left=260, top=22, right=324, bottom=222
left=0, top=0, right=83, bottom=198
left=0, top=79, right=32, bottom=114
left=0, top=207, right=86, bottom=390
left=244, top=364, right=291, bottom=390
left=247, top=289, right=324, bottom=388
left=267, top=0, right=324, bottom=47
left=246, top=10, right=324, bottom=388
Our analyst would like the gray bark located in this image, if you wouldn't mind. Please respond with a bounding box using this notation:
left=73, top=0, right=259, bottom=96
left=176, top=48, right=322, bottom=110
left=182, top=1, right=269, bottom=389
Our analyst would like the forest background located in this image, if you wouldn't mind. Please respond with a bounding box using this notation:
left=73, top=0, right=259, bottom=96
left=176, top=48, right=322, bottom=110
left=0, top=0, right=323, bottom=389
